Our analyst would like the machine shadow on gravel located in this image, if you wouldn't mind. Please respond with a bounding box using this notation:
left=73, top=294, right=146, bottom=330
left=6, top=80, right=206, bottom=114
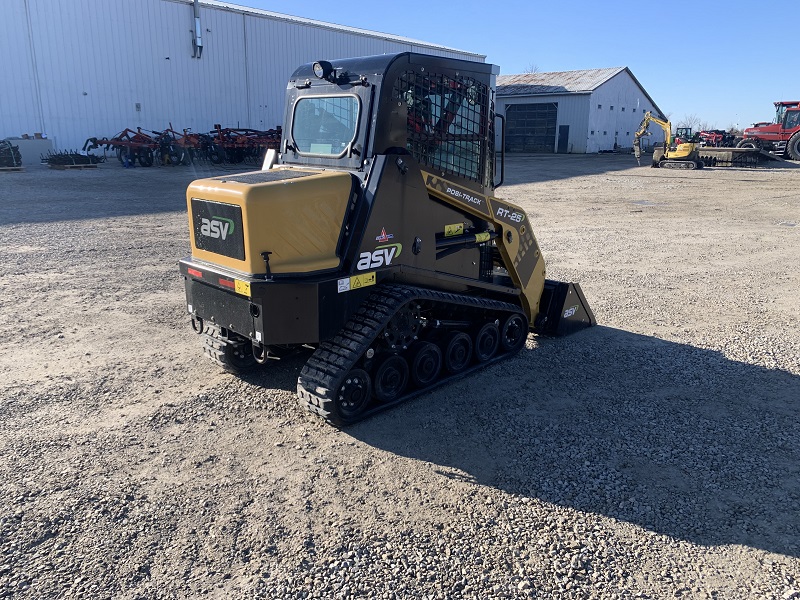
left=348, top=325, right=800, bottom=557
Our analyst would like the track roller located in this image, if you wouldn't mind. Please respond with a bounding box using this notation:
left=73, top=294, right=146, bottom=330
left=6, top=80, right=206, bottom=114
left=297, top=284, right=529, bottom=426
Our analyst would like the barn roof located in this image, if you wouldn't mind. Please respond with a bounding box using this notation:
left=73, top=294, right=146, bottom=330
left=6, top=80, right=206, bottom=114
left=201, top=1, right=485, bottom=60
left=497, top=67, right=664, bottom=118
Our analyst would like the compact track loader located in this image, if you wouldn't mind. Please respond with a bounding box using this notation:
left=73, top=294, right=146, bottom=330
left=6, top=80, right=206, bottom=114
left=179, top=53, right=595, bottom=425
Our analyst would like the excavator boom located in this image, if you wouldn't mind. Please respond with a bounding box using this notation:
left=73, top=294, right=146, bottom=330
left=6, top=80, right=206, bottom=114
left=634, top=111, right=703, bottom=170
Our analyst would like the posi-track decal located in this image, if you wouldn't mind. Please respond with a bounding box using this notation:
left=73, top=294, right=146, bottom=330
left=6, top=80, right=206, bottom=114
left=421, top=171, right=492, bottom=218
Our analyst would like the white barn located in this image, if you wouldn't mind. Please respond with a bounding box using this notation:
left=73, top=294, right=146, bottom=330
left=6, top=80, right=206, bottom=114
left=0, top=0, right=483, bottom=152
left=496, top=67, right=665, bottom=153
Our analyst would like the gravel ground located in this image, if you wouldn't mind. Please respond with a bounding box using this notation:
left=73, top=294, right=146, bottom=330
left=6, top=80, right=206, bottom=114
left=0, top=155, right=799, bottom=599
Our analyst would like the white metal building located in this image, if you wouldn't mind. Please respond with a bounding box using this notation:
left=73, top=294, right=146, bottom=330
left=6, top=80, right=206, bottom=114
left=496, top=67, right=664, bottom=153
left=0, top=0, right=483, bottom=153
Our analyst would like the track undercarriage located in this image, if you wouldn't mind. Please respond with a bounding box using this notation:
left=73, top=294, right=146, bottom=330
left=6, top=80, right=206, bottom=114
left=656, top=158, right=704, bottom=170
left=202, top=284, right=528, bottom=426
left=298, top=284, right=528, bottom=426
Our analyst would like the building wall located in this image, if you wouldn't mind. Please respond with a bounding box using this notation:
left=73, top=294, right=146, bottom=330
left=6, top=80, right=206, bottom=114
left=0, top=0, right=482, bottom=151
left=496, top=71, right=663, bottom=154
left=497, top=94, right=590, bottom=153
left=587, top=72, right=663, bottom=152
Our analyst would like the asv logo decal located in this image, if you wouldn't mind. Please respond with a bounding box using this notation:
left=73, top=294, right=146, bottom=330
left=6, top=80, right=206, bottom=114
left=563, top=305, right=579, bottom=318
left=200, top=217, right=235, bottom=240
left=357, top=243, right=402, bottom=270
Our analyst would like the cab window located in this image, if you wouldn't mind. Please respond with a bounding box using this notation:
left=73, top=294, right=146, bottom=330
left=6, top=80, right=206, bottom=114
left=292, top=96, right=359, bottom=156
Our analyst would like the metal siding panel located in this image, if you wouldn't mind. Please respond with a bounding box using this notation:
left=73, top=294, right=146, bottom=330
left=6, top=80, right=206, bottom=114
left=2, top=0, right=485, bottom=150
left=243, top=16, right=412, bottom=131
left=588, top=72, right=662, bottom=152
left=0, top=0, right=42, bottom=138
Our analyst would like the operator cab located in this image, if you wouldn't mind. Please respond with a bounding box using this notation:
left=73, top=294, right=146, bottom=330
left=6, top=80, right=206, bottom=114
left=280, top=53, right=500, bottom=195
left=784, top=109, right=800, bottom=130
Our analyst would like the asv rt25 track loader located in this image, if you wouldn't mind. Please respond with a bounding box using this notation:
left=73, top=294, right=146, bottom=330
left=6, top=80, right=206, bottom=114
left=179, top=52, right=595, bottom=426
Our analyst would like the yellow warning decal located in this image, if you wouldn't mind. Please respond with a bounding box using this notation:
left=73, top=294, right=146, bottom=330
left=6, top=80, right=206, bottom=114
left=234, top=279, right=251, bottom=296
left=350, top=272, right=376, bottom=290
left=475, top=232, right=491, bottom=243
left=444, top=223, right=464, bottom=237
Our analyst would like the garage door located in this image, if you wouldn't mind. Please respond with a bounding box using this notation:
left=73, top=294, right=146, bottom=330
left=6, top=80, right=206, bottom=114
left=505, top=103, right=558, bottom=153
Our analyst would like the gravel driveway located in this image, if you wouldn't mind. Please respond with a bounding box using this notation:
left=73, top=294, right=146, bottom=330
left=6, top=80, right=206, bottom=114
left=1, top=155, right=799, bottom=599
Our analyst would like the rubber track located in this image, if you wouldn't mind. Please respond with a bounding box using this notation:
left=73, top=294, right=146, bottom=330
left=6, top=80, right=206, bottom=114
left=297, top=284, right=524, bottom=426
left=202, top=325, right=254, bottom=374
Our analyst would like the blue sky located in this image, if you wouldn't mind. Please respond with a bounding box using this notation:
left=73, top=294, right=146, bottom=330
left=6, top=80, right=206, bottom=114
left=245, top=0, right=795, bottom=131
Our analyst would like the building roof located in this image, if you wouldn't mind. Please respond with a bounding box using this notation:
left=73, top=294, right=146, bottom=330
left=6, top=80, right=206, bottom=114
left=497, top=67, right=626, bottom=95
left=497, top=66, right=664, bottom=118
left=199, top=1, right=486, bottom=60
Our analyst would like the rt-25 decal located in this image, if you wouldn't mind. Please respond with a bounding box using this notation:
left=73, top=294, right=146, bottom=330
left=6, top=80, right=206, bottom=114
left=495, top=207, right=525, bottom=223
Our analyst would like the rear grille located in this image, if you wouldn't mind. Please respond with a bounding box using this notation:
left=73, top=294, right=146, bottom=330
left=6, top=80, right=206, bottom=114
left=191, top=198, right=245, bottom=260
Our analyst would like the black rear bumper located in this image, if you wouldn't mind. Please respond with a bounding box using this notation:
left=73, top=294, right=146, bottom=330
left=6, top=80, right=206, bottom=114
left=179, top=258, right=375, bottom=346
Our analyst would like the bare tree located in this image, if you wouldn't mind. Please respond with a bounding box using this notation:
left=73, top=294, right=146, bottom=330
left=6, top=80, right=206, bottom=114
left=727, top=124, right=743, bottom=136
left=678, top=114, right=702, bottom=130
left=523, top=63, right=540, bottom=74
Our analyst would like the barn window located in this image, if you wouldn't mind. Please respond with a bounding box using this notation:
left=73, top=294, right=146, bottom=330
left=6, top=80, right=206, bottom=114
left=590, top=130, right=595, bottom=135
left=598, top=104, right=602, bottom=109
left=621, top=107, right=625, bottom=112
left=610, top=106, right=614, bottom=110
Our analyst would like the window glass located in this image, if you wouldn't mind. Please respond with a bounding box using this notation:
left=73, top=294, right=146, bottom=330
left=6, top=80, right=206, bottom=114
left=785, top=111, right=800, bottom=130
left=292, top=96, right=359, bottom=156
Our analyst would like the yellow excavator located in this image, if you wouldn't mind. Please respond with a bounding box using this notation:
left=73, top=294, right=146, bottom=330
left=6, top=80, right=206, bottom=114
left=633, top=111, right=704, bottom=169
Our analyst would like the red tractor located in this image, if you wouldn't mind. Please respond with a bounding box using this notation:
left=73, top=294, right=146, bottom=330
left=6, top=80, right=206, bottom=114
left=697, top=129, right=737, bottom=147
left=737, top=101, right=800, bottom=160
left=674, top=127, right=737, bottom=147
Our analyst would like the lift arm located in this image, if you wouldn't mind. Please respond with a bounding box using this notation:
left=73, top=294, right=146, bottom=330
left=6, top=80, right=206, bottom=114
left=421, top=171, right=546, bottom=323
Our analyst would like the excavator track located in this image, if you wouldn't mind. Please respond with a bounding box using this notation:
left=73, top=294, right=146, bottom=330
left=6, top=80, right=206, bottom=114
left=297, top=284, right=528, bottom=426
left=658, top=159, right=703, bottom=170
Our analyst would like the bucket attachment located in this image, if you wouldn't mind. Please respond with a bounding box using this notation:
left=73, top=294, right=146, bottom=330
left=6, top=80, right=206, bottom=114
left=534, top=280, right=596, bottom=336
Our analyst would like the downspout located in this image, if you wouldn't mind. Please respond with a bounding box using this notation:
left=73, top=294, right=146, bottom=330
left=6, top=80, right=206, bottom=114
left=23, top=0, right=46, bottom=138
left=192, top=0, right=203, bottom=58
left=243, top=14, right=251, bottom=127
